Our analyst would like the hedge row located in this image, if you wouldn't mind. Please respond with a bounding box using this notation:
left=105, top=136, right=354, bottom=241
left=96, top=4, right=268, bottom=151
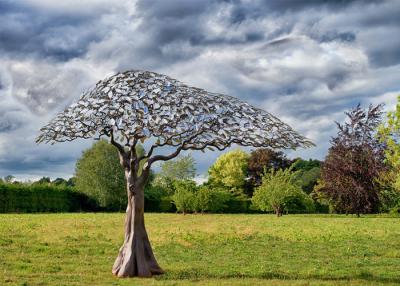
left=0, top=184, right=96, bottom=213
left=0, top=183, right=259, bottom=213
left=145, top=193, right=251, bottom=213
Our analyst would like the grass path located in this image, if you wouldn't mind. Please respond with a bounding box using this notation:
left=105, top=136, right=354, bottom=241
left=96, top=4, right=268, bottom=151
left=0, top=213, right=399, bottom=285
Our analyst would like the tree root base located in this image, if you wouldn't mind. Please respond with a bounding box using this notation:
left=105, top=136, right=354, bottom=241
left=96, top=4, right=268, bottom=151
left=112, top=268, right=165, bottom=278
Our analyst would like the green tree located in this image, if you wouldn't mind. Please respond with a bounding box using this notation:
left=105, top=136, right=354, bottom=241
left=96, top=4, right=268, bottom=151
left=248, top=148, right=292, bottom=187
left=52, top=178, right=68, bottom=186
left=291, top=159, right=322, bottom=194
left=155, top=155, right=196, bottom=194
left=171, top=180, right=197, bottom=214
left=159, top=154, right=196, bottom=180
left=34, top=177, right=51, bottom=185
left=378, top=95, right=400, bottom=192
left=291, top=159, right=321, bottom=171
left=4, top=175, right=15, bottom=183
left=66, top=177, right=76, bottom=187
left=379, top=187, right=400, bottom=213
left=208, top=149, right=249, bottom=195
left=75, top=140, right=144, bottom=210
left=251, top=168, right=313, bottom=216
left=311, top=179, right=332, bottom=213
left=144, top=184, right=169, bottom=212
left=194, top=186, right=231, bottom=213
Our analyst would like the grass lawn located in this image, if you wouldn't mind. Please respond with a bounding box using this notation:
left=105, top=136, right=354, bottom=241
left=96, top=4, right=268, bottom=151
left=0, top=213, right=399, bottom=286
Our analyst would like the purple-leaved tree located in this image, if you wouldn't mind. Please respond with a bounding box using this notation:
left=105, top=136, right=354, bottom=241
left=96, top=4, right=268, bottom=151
left=37, top=70, right=313, bottom=278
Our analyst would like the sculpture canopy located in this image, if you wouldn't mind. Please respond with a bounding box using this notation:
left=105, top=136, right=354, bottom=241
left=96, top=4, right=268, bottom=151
left=36, top=70, right=313, bottom=151
left=36, top=70, right=314, bottom=278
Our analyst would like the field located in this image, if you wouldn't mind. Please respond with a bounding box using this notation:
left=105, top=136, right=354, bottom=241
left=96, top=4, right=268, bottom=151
left=0, top=213, right=399, bottom=286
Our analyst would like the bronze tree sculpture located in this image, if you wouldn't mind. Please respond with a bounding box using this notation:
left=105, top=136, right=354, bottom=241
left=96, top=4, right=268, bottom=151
left=37, top=70, right=313, bottom=278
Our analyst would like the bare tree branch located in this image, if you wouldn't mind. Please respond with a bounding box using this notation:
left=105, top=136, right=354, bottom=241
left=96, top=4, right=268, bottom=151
left=37, top=69, right=314, bottom=173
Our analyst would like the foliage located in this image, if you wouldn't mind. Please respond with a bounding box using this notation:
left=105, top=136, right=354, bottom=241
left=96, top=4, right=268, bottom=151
left=171, top=180, right=197, bottom=214
left=378, top=187, right=400, bottom=213
left=193, top=186, right=231, bottom=213
left=171, top=180, right=235, bottom=214
left=31, top=177, right=74, bottom=188
left=74, top=141, right=146, bottom=210
left=66, top=177, right=76, bottom=187
left=378, top=95, right=400, bottom=192
left=4, top=175, right=15, bottom=183
left=52, top=178, right=68, bottom=186
left=144, top=185, right=175, bottom=212
left=293, top=166, right=321, bottom=194
left=159, top=154, right=196, bottom=181
left=144, top=185, right=164, bottom=212
left=251, top=168, right=314, bottom=216
left=375, top=167, right=400, bottom=213
left=291, top=159, right=321, bottom=171
left=0, top=179, right=175, bottom=214
left=31, top=177, right=52, bottom=186
left=291, top=159, right=322, bottom=194
left=321, top=104, right=386, bottom=215
left=311, top=179, right=331, bottom=213
left=248, top=148, right=292, bottom=186
left=208, top=149, right=249, bottom=195
left=154, top=155, right=196, bottom=195
left=75, top=140, right=127, bottom=210
left=0, top=183, right=95, bottom=213
left=224, top=195, right=250, bottom=213
left=152, top=176, right=176, bottom=195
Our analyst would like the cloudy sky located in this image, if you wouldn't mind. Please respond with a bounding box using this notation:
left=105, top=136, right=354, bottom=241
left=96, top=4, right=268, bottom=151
left=0, top=0, right=399, bottom=181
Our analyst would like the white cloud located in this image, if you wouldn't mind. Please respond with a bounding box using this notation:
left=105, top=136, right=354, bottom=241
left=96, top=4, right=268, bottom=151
left=371, top=91, right=399, bottom=112
left=0, top=0, right=400, bottom=179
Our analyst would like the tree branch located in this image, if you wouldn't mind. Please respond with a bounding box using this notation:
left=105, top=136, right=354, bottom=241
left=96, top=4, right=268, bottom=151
left=145, top=127, right=211, bottom=168
left=109, top=130, right=130, bottom=170
left=146, top=146, right=183, bottom=168
left=109, top=130, right=126, bottom=155
left=137, top=129, right=196, bottom=162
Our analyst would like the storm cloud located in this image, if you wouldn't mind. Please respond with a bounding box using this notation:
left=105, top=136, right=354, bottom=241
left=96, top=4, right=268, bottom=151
left=0, top=0, right=399, bottom=180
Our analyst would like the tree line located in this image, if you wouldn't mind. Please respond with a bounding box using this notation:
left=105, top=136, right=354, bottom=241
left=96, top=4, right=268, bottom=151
left=1, top=98, right=400, bottom=215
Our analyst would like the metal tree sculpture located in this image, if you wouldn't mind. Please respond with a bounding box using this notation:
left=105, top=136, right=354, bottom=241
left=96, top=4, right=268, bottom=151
left=37, top=70, right=313, bottom=278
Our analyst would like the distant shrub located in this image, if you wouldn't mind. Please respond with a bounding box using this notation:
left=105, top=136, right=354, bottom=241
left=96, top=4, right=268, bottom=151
left=194, top=186, right=231, bottom=213
left=0, top=183, right=96, bottom=213
left=144, top=185, right=175, bottom=212
left=224, top=195, right=250, bottom=213
left=159, top=196, right=175, bottom=212
left=293, top=166, right=321, bottom=194
left=389, top=204, right=400, bottom=215
left=172, top=180, right=197, bottom=214
left=311, top=179, right=332, bottom=213
left=379, top=187, right=400, bottom=213
left=251, top=168, right=314, bottom=216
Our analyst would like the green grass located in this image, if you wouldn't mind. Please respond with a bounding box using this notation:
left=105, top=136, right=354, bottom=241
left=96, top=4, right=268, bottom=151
left=0, top=213, right=399, bottom=286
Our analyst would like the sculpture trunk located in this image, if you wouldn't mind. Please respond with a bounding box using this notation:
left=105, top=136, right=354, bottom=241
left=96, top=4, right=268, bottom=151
left=112, top=175, right=164, bottom=277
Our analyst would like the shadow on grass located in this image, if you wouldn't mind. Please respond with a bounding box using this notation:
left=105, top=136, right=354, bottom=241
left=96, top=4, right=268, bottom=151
left=154, top=269, right=400, bottom=284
